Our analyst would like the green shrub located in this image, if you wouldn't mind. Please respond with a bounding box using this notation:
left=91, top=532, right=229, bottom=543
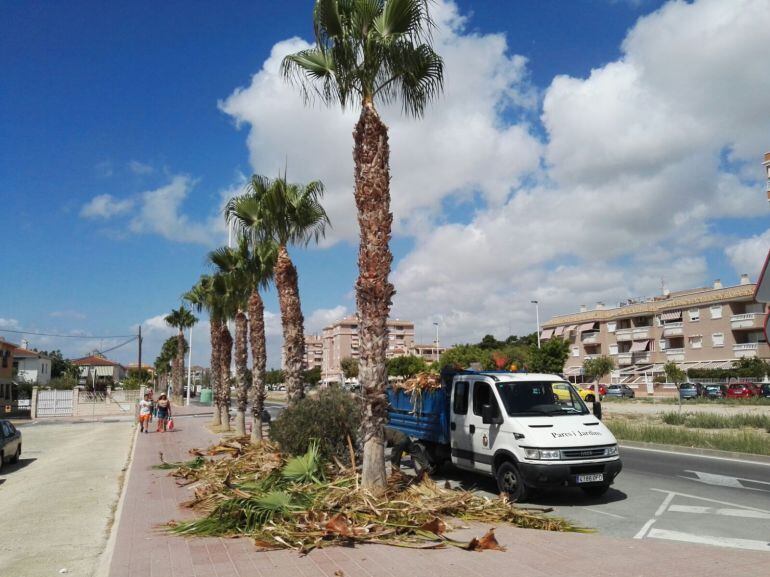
left=661, top=412, right=770, bottom=430
left=269, top=388, right=361, bottom=463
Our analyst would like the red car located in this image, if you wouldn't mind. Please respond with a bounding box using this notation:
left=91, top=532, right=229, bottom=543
left=582, top=384, right=607, bottom=397
left=726, top=382, right=759, bottom=399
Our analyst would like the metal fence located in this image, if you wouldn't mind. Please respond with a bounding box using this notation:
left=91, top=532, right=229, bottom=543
left=37, top=389, right=74, bottom=416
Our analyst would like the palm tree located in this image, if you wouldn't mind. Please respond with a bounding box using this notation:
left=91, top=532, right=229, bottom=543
left=184, top=276, right=224, bottom=427
left=282, top=0, right=443, bottom=490
left=164, top=306, right=198, bottom=399
left=226, top=175, right=329, bottom=405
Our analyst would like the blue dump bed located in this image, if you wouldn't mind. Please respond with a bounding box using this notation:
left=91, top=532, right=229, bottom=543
left=386, top=386, right=451, bottom=445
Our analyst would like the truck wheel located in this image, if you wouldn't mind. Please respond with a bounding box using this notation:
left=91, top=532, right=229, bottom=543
left=495, top=461, right=528, bottom=502
left=581, top=484, right=610, bottom=497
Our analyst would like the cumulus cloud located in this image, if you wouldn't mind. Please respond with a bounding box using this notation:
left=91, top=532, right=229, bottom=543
left=0, top=318, right=20, bottom=329
left=725, top=229, right=770, bottom=279
left=80, top=194, right=135, bottom=218
left=306, top=306, right=349, bottom=335
left=49, top=310, right=87, bottom=320
left=128, top=160, right=154, bottom=175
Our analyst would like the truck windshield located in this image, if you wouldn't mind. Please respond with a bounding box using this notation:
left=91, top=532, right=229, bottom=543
left=495, top=381, right=589, bottom=416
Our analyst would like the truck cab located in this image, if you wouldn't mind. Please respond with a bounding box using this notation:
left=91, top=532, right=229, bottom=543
left=387, top=370, right=622, bottom=501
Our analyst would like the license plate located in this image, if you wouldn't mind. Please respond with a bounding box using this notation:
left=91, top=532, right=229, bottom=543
left=577, top=473, right=604, bottom=483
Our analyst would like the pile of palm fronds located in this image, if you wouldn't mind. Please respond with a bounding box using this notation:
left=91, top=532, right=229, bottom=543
left=395, top=372, right=441, bottom=393
left=165, top=438, right=588, bottom=552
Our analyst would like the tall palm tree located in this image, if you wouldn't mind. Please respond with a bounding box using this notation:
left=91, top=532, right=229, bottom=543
left=184, top=276, right=224, bottom=427
left=164, top=306, right=198, bottom=399
left=282, top=0, right=444, bottom=490
left=226, top=175, right=329, bottom=405
left=211, top=273, right=236, bottom=431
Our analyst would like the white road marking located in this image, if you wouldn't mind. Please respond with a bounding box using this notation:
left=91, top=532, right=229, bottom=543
left=654, top=491, right=676, bottom=517
left=620, top=444, right=770, bottom=467
left=684, top=470, right=744, bottom=488
left=633, top=518, right=656, bottom=539
left=667, top=504, right=770, bottom=519
left=649, top=487, right=770, bottom=513
left=584, top=507, right=626, bottom=519
left=647, top=528, right=770, bottom=552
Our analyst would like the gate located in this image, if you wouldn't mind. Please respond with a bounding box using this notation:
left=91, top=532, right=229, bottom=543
left=37, top=389, right=74, bottom=416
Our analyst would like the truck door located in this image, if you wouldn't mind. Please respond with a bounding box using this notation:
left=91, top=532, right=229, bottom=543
left=468, top=380, right=501, bottom=473
left=449, top=380, right=474, bottom=470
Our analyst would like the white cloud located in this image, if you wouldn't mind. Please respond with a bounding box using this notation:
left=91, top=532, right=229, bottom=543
left=128, top=160, right=154, bottom=175
left=80, top=194, right=135, bottom=219
left=0, top=318, right=20, bottom=329
left=306, top=306, right=348, bottom=335
left=725, top=229, right=770, bottom=279
left=49, top=310, right=87, bottom=320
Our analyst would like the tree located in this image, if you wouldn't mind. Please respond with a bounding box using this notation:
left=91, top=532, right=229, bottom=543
left=226, top=175, right=329, bottom=407
left=734, top=357, right=770, bottom=379
left=582, top=355, right=614, bottom=419
left=340, top=357, right=359, bottom=381
left=387, top=355, right=427, bottom=379
left=664, top=361, right=687, bottom=410
left=40, top=350, right=77, bottom=379
left=528, top=337, right=570, bottom=374
left=439, top=345, right=490, bottom=370
left=164, top=306, right=197, bottom=399
left=304, top=366, right=322, bottom=386
left=266, top=369, right=285, bottom=386
left=479, top=335, right=502, bottom=350
left=155, top=336, right=184, bottom=392
left=283, top=0, right=444, bottom=491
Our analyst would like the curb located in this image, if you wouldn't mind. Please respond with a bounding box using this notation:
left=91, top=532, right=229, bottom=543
left=619, top=439, right=770, bottom=464
left=94, top=422, right=139, bottom=577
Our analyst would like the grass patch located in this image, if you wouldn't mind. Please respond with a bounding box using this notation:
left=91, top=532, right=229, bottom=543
left=606, top=418, right=770, bottom=456
left=661, top=412, right=770, bottom=430
left=603, top=396, right=770, bottom=406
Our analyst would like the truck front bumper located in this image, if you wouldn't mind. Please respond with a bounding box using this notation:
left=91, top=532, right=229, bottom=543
left=518, top=458, right=622, bottom=489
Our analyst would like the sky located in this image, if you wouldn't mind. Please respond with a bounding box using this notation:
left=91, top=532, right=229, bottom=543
left=1, top=0, right=769, bottom=369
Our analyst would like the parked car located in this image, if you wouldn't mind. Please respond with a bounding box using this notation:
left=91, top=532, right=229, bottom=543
left=582, top=384, right=607, bottom=397
left=726, top=382, right=758, bottom=399
left=0, top=419, right=22, bottom=473
left=605, top=384, right=636, bottom=399
left=679, top=382, right=703, bottom=399
left=704, top=384, right=728, bottom=399
left=553, top=382, right=602, bottom=403
left=760, top=383, right=770, bottom=399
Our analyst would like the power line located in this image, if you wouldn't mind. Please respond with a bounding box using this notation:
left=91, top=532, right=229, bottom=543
left=0, top=328, right=136, bottom=339
left=96, top=336, right=138, bottom=355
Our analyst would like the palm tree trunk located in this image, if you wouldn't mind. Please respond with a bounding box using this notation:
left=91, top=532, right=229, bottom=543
left=354, top=103, right=394, bottom=492
left=275, top=244, right=306, bottom=405
left=219, top=323, right=233, bottom=431
left=175, top=330, right=186, bottom=399
left=210, top=318, right=222, bottom=427
left=234, top=309, right=249, bottom=436
left=248, top=288, right=267, bottom=442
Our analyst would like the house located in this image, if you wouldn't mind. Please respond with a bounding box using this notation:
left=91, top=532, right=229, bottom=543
left=72, top=354, right=127, bottom=390
left=0, top=338, right=20, bottom=406
left=12, top=348, right=52, bottom=385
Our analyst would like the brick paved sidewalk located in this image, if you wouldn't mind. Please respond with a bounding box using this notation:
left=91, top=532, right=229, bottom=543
left=105, top=415, right=768, bottom=577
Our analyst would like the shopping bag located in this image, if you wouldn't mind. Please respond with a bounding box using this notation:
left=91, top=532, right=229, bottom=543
left=167, top=417, right=174, bottom=431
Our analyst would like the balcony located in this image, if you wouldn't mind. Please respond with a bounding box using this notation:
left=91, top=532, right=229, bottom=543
left=581, top=331, right=600, bottom=344
left=662, top=322, right=683, bottom=337
left=632, top=328, right=650, bottom=340
left=733, top=343, right=759, bottom=358
left=615, top=328, right=633, bottom=342
left=665, top=348, right=685, bottom=362
left=617, top=352, right=633, bottom=366
left=731, top=313, right=763, bottom=330
left=583, top=354, right=599, bottom=361
left=632, top=352, right=651, bottom=363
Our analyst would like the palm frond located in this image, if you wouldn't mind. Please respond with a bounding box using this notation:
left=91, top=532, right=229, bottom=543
left=281, top=440, right=322, bottom=483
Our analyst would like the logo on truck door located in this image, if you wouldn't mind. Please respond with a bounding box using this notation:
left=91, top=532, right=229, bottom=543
left=482, top=433, right=489, bottom=447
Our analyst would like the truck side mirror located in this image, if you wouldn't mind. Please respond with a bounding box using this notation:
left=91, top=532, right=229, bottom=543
left=482, top=404, right=502, bottom=425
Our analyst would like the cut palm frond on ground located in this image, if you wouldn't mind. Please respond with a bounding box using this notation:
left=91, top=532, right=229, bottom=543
left=165, top=438, right=588, bottom=552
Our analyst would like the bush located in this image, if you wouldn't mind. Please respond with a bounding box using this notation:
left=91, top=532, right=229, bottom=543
left=269, top=388, right=361, bottom=463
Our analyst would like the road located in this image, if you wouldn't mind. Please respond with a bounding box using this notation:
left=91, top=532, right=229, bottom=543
left=0, top=420, right=134, bottom=577
left=429, top=445, right=770, bottom=553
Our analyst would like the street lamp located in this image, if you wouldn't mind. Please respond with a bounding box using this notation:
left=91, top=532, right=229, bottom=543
left=186, top=325, right=193, bottom=406
left=531, top=300, right=541, bottom=349
left=433, top=321, right=439, bottom=363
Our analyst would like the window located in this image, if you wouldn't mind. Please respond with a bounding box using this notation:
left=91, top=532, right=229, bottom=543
left=1, top=350, right=7, bottom=368
left=688, top=335, right=703, bottom=349
left=659, top=339, right=667, bottom=351
left=710, top=305, right=722, bottom=319
left=711, top=333, right=724, bottom=347
left=571, top=346, right=579, bottom=357
left=472, top=382, right=496, bottom=416
left=688, top=308, right=700, bottom=322
left=606, top=322, right=617, bottom=333
left=609, top=344, right=618, bottom=355
left=453, top=381, right=469, bottom=415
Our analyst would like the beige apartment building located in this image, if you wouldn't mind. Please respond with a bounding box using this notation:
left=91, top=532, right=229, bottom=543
left=304, top=335, right=324, bottom=371
left=541, top=276, right=769, bottom=387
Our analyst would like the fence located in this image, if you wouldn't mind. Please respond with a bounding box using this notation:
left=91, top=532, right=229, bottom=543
left=28, top=386, right=142, bottom=418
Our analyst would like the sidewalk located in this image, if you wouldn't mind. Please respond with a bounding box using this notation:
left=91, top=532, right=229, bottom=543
left=105, top=416, right=769, bottom=577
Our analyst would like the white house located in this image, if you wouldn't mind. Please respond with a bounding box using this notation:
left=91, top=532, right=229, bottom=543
left=12, top=348, right=52, bottom=385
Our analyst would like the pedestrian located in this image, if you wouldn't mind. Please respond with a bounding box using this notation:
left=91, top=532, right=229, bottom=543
left=138, top=393, right=152, bottom=434
left=384, top=426, right=414, bottom=471
left=147, top=389, right=155, bottom=424
left=155, top=393, right=172, bottom=432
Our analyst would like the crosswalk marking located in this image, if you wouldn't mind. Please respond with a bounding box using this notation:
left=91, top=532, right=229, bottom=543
left=683, top=470, right=770, bottom=492
left=668, top=504, right=770, bottom=519
left=647, top=528, right=770, bottom=552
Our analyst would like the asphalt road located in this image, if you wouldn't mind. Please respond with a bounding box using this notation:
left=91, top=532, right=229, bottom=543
left=429, top=445, right=770, bottom=552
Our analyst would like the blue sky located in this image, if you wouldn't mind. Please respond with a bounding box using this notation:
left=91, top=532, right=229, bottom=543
left=2, top=0, right=768, bottom=368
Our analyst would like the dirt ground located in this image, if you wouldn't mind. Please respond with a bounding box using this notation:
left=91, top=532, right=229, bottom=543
left=0, top=420, right=135, bottom=577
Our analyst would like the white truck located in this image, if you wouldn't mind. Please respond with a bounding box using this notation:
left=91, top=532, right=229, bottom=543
left=387, top=369, right=622, bottom=501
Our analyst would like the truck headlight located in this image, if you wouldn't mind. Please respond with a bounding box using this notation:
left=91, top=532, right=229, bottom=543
left=523, top=448, right=541, bottom=459
left=523, top=448, right=561, bottom=460
left=606, top=445, right=618, bottom=456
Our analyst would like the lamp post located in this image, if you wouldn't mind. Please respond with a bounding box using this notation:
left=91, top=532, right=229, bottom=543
left=433, top=321, right=439, bottom=363
left=186, top=325, right=193, bottom=406
left=531, top=300, right=541, bottom=349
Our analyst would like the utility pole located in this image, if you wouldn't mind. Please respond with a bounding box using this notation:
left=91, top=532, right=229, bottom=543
left=137, top=325, right=143, bottom=389
left=186, top=326, right=193, bottom=406
left=531, top=300, right=541, bottom=349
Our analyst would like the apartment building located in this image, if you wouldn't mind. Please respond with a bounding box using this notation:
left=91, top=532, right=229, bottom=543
left=321, top=316, right=416, bottom=383
left=541, top=276, right=769, bottom=386
left=305, top=335, right=324, bottom=371
left=0, top=338, right=19, bottom=406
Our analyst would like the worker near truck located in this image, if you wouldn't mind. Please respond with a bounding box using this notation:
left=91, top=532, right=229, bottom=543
left=384, top=425, right=414, bottom=471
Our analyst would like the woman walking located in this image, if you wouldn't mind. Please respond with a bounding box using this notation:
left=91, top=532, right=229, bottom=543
left=155, top=394, right=172, bottom=432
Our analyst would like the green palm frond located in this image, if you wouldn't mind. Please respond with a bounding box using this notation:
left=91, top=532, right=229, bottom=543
left=281, top=440, right=322, bottom=484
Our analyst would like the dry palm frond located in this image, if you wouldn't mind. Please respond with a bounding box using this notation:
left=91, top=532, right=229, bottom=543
left=395, top=372, right=441, bottom=393
left=165, top=438, right=589, bottom=552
